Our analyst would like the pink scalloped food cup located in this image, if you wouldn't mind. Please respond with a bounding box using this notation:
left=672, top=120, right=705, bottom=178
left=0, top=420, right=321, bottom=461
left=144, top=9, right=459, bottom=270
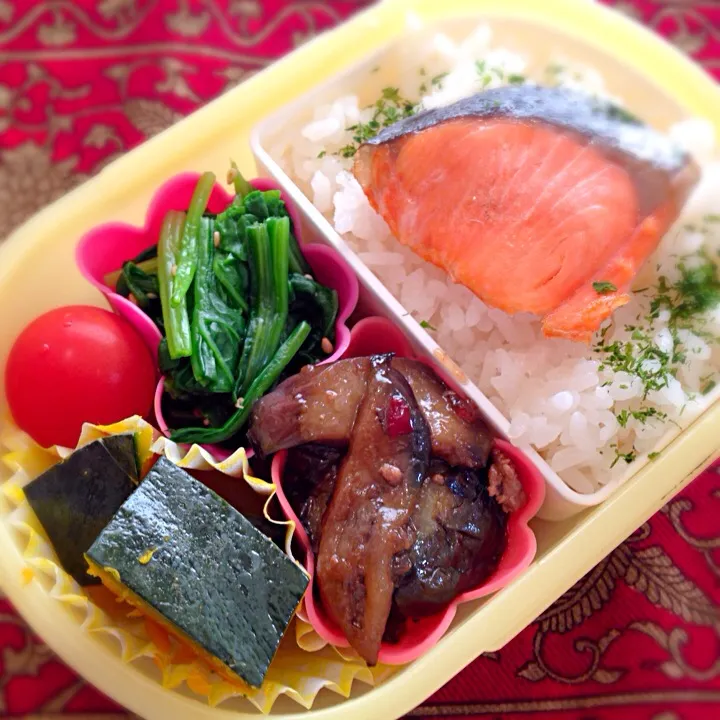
left=271, top=316, right=545, bottom=665
left=76, top=172, right=359, bottom=457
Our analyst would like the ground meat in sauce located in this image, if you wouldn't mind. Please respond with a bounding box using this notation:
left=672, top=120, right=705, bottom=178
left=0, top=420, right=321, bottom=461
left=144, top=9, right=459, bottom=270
left=487, top=448, right=526, bottom=513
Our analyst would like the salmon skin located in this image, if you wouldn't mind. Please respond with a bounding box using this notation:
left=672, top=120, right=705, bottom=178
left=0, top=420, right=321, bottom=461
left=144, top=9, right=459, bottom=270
left=353, top=86, right=700, bottom=343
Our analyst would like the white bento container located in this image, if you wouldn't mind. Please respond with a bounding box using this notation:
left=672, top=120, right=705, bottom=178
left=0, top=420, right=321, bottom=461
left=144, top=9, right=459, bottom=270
left=250, top=7, right=720, bottom=520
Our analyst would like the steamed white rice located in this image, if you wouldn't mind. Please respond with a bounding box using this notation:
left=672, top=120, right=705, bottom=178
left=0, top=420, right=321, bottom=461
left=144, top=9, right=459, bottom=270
left=270, top=24, right=720, bottom=493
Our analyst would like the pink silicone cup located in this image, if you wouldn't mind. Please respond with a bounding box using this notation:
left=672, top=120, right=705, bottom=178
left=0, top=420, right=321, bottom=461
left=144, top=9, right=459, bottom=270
left=272, top=316, right=544, bottom=665
left=76, top=172, right=358, bottom=458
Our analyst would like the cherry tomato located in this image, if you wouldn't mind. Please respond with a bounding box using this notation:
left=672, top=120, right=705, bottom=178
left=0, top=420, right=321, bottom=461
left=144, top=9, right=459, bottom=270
left=5, top=305, right=156, bottom=448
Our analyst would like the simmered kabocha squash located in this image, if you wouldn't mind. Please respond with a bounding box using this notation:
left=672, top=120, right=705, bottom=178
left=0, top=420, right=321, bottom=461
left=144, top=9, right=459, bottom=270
left=86, top=457, right=309, bottom=688
left=24, top=434, right=139, bottom=586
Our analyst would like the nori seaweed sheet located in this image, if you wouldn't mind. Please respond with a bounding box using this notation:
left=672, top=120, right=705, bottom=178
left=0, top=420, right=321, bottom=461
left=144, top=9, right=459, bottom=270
left=86, top=457, right=309, bottom=688
left=24, top=435, right=138, bottom=586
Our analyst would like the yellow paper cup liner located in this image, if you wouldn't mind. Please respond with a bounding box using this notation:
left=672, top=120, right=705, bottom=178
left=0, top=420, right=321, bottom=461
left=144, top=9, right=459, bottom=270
left=0, top=415, right=392, bottom=712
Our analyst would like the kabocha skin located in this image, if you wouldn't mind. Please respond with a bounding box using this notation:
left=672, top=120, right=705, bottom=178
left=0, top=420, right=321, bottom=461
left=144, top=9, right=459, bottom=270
left=86, top=457, right=308, bottom=688
left=24, top=435, right=139, bottom=586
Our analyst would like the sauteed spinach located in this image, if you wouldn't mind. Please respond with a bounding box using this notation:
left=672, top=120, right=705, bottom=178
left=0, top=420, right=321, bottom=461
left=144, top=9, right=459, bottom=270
left=111, top=168, right=338, bottom=445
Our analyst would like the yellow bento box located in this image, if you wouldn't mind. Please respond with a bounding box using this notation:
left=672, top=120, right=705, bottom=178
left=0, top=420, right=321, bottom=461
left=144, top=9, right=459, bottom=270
left=0, top=1, right=718, bottom=719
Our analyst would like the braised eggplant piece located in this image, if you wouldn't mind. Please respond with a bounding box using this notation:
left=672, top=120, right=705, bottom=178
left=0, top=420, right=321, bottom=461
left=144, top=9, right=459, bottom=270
left=247, top=357, right=371, bottom=456
left=256, top=353, right=524, bottom=662
left=283, top=445, right=343, bottom=553
left=316, top=357, right=430, bottom=665
left=248, top=357, right=494, bottom=467
left=391, top=358, right=492, bottom=467
left=393, top=460, right=507, bottom=619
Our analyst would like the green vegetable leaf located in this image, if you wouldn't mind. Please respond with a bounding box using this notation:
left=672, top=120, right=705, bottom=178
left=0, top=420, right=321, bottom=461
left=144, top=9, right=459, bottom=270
left=419, top=319, right=437, bottom=331
left=188, top=217, right=246, bottom=393
left=431, top=72, right=448, bottom=87
left=284, top=273, right=339, bottom=372
left=213, top=253, right=248, bottom=313
left=235, top=217, right=294, bottom=398
left=214, top=204, right=248, bottom=261
left=159, top=176, right=339, bottom=444
left=116, top=260, right=160, bottom=316
left=158, top=211, right=192, bottom=359
left=228, top=160, right=252, bottom=199
left=593, top=281, right=618, bottom=294
left=243, top=191, right=270, bottom=220
left=171, top=322, right=312, bottom=445
left=171, top=172, right=215, bottom=307
left=263, top=189, right=284, bottom=218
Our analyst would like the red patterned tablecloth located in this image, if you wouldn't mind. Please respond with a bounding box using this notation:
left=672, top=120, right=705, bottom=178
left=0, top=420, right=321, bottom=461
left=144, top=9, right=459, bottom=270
left=0, top=1, right=719, bottom=718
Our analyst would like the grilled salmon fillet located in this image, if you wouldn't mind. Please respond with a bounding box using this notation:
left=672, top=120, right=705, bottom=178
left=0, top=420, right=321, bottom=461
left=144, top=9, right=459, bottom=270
left=353, top=86, right=699, bottom=343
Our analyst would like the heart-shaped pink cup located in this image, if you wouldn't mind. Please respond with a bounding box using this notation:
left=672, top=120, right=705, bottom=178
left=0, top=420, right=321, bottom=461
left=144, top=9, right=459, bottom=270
left=271, top=316, right=545, bottom=665
left=76, top=173, right=359, bottom=458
